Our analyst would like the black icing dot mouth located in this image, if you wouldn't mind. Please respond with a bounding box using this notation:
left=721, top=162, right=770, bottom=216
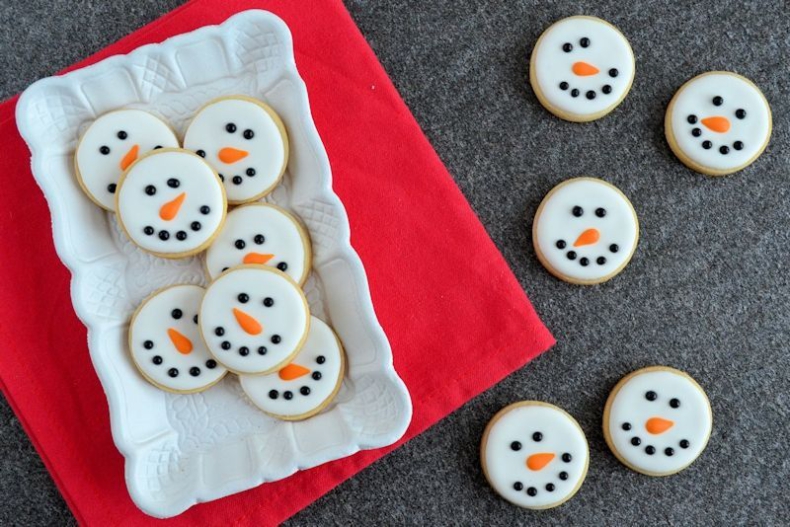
left=558, top=81, right=616, bottom=101
left=686, top=113, right=746, bottom=155
left=623, top=429, right=691, bottom=457
left=515, top=450, right=576, bottom=498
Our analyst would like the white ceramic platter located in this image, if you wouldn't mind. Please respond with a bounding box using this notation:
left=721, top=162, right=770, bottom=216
left=16, top=10, right=412, bottom=518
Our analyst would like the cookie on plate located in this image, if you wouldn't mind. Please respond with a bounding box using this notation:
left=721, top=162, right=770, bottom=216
left=74, top=109, right=179, bottom=210
left=129, top=285, right=228, bottom=393
left=183, top=96, right=289, bottom=204
left=239, top=316, right=345, bottom=421
left=532, top=177, right=638, bottom=285
left=665, top=71, right=772, bottom=176
left=115, top=148, right=227, bottom=259
left=205, top=203, right=311, bottom=285
left=530, top=16, right=635, bottom=122
left=603, top=366, right=713, bottom=476
left=481, top=401, right=589, bottom=510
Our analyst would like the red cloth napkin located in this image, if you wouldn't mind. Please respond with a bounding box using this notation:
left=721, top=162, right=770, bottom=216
left=0, top=0, right=554, bottom=524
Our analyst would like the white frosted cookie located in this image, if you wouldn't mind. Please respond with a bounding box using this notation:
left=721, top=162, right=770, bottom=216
left=129, top=285, right=227, bottom=393
left=75, top=110, right=179, bottom=210
left=115, top=149, right=226, bottom=259
left=205, top=203, right=311, bottom=285
left=481, top=402, right=589, bottom=510
left=199, top=266, right=309, bottom=375
left=665, top=71, right=772, bottom=176
left=533, top=177, right=638, bottom=285
left=530, top=16, right=635, bottom=122
left=183, top=96, right=289, bottom=204
left=603, top=366, right=712, bottom=476
left=239, top=317, right=344, bottom=421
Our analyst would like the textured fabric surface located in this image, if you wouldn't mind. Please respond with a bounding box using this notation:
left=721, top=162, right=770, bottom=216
left=2, top=0, right=790, bottom=525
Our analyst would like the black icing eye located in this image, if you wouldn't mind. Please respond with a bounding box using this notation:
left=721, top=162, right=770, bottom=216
left=735, top=109, right=746, bottom=119
left=117, top=131, right=128, bottom=140
left=687, top=114, right=698, bottom=124
left=167, top=178, right=180, bottom=188
left=277, top=262, right=288, bottom=272
left=510, top=441, right=522, bottom=451
left=609, top=68, right=619, bottom=78
left=171, top=309, right=182, bottom=319
left=645, top=391, right=657, bottom=401
left=246, top=168, right=256, bottom=177
left=243, top=129, right=254, bottom=140
left=263, top=297, right=274, bottom=307
left=562, top=42, right=573, bottom=52
left=579, top=37, right=590, bottom=48
left=238, top=293, right=249, bottom=303
left=235, top=239, right=246, bottom=250
left=669, top=398, right=680, bottom=408
left=595, top=208, right=606, bottom=218
left=254, top=234, right=265, bottom=245
left=712, top=96, right=724, bottom=106
left=572, top=206, right=583, bottom=217
left=99, top=145, right=110, bottom=155
left=196, top=149, right=206, bottom=158
left=145, top=185, right=156, bottom=196
left=226, top=123, right=237, bottom=133
left=532, top=432, right=543, bottom=442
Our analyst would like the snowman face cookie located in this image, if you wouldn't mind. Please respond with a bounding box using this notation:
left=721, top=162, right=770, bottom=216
left=116, top=149, right=226, bottom=258
left=604, top=367, right=712, bottom=476
left=199, top=266, right=309, bottom=374
left=205, top=203, right=311, bottom=285
left=666, top=72, right=772, bottom=176
left=533, top=178, right=638, bottom=284
left=75, top=110, right=179, bottom=210
left=183, top=96, right=288, bottom=204
left=239, top=317, right=344, bottom=420
left=530, top=16, right=635, bottom=122
left=481, top=402, right=589, bottom=510
left=129, top=285, right=227, bottom=393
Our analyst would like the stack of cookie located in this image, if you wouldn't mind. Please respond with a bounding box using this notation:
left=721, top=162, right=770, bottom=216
left=74, top=96, right=344, bottom=421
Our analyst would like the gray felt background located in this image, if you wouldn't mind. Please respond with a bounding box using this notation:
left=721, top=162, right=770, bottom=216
left=2, top=0, right=789, bottom=525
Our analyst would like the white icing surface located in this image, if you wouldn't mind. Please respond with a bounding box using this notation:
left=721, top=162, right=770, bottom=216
left=116, top=150, right=226, bottom=257
left=129, top=285, right=227, bottom=392
left=668, top=73, right=771, bottom=172
left=183, top=98, right=287, bottom=203
left=534, top=178, right=638, bottom=282
left=75, top=110, right=179, bottom=210
left=483, top=403, right=588, bottom=509
left=239, top=317, right=343, bottom=418
left=205, top=203, right=310, bottom=284
left=533, top=17, right=634, bottom=117
left=607, top=369, right=712, bottom=475
left=199, top=266, right=309, bottom=374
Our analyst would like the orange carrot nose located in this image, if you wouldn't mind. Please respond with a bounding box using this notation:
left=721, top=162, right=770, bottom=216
left=233, top=307, right=262, bottom=335
left=701, top=116, right=731, bottom=133
left=120, top=144, right=140, bottom=170
left=526, top=453, right=555, bottom=471
left=167, top=328, right=193, bottom=355
left=646, top=417, right=674, bottom=435
left=243, top=252, right=275, bottom=265
left=278, top=363, right=311, bottom=381
left=159, top=192, right=186, bottom=221
left=572, top=61, right=600, bottom=76
left=573, top=228, right=600, bottom=247
left=218, top=147, right=249, bottom=164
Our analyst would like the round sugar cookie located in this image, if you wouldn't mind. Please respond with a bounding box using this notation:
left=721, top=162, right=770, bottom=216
left=129, top=285, right=228, bottom=393
left=603, top=366, right=712, bottom=477
left=530, top=16, right=635, bottom=122
left=199, top=265, right=310, bottom=375
left=665, top=71, right=772, bottom=176
left=75, top=109, right=179, bottom=210
left=481, top=402, right=589, bottom=510
left=205, top=203, right=311, bottom=285
left=532, top=177, right=638, bottom=285
left=239, top=316, right=345, bottom=421
left=115, top=148, right=227, bottom=259
left=183, top=96, right=289, bottom=204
